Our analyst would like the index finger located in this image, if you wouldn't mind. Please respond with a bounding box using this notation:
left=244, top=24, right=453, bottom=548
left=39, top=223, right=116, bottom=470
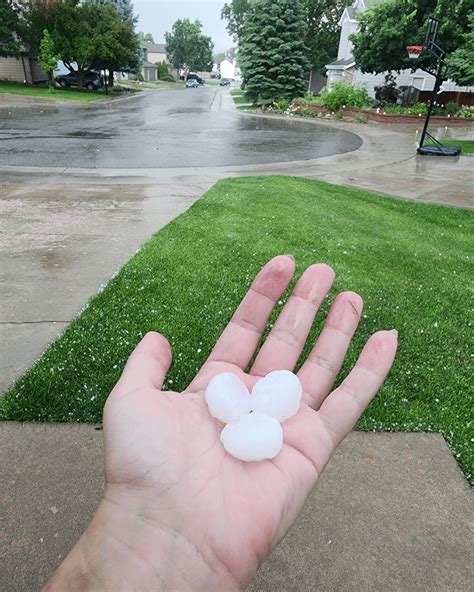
left=188, top=255, right=295, bottom=389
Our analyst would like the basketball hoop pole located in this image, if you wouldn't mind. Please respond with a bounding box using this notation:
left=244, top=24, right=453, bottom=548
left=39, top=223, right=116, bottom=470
left=407, top=16, right=461, bottom=156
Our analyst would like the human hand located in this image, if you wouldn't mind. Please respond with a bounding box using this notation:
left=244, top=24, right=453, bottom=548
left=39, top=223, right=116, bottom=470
left=45, top=256, right=397, bottom=591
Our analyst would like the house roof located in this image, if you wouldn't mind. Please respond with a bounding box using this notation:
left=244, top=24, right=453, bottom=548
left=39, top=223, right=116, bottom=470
left=142, top=60, right=156, bottom=68
left=346, top=6, right=356, bottom=19
left=325, top=57, right=356, bottom=70
left=142, top=42, right=166, bottom=54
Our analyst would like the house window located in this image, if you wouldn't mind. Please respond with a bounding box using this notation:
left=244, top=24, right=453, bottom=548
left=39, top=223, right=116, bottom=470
left=412, top=76, right=425, bottom=90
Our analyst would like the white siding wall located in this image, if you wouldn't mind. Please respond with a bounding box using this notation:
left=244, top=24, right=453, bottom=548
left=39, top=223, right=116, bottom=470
left=147, top=52, right=167, bottom=65
left=220, top=60, right=235, bottom=79
left=352, top=68, right=439, bottom=97
left=0, top=56, right=30, bottom=83
left=337, top=20, right=358, bottom=60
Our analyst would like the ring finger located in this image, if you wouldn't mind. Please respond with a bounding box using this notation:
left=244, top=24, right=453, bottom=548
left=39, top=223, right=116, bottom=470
left=298, top=291, right=363, bottom=409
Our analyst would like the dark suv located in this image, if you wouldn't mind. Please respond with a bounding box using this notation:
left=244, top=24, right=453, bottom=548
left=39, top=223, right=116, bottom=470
left=56, top=71, right=103, bottom=91
left=180, top=72, right=204, bottom=85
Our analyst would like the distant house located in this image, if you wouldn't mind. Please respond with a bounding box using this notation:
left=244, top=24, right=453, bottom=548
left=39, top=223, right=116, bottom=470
left=220, top=59, right=241, bottom=80
left=141, top=42, right=168, bottom=81
left=326, top=0, right=473, bottom=104
left=0, top=49, right=48, bottom=85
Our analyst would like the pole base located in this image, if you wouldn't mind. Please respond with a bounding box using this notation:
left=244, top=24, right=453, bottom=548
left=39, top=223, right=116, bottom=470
left=417, top=145, right=461, bottom=156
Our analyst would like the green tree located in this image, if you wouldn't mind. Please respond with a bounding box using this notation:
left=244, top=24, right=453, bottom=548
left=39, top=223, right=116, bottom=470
left=0, top=0, right=22, bottom=57
left=26, top=0, right=139, bottom=89
left=165, top=19, right=214, bottom=80
left=222, top=1, right=349, bottom=75
left=93, top=0, right=139, bottom=85
left=238, top=0, right=310, bottom=100
left=213, top=47, right=237, bottom=64
left=38, top=29, right=59, bottom=84
left=93, top=1, right=140, bottom=85
left=138, top=31, right=154, bottom=43
left=351, top=0, right=472, bottom=83
left=448, top=13, right=474, bottom=86
left=304, top=1, right=350, bottom=75
left=221, top=0, right=252, bottom=41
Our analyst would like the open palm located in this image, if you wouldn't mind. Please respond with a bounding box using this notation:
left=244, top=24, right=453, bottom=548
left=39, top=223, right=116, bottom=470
left=102, top=256, right=397, bottom=589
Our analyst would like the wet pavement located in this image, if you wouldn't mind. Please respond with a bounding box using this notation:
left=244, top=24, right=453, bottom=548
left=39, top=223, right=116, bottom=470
left=0, top=90, right=472, bottom=391
left=0, top=86, right=362, bottom=167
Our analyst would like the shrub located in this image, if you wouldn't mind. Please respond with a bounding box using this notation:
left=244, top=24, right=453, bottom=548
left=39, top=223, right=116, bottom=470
left=354, top=114, right=367, bottom=123
left=299, top=94, right=323, bottom=105
left=458, top=106, right=473, bottom=118
left=320, top=81, right=371, bottom=110
left=405, top=102, right=428, bottom=116
left=291, top=104, right=317, bottom=117
left=271, top=97, right=290, bottom=111
left=156, top=61, right=169, bottom=79
left=335, top=110, right=344, bottom=119
left=160, top=74, right=176, bottom=82
left=374, top=73, right=400, bottom=106
left=444, top=101, right=461, bottom=116
left=384, top=104, right=404, bottom=114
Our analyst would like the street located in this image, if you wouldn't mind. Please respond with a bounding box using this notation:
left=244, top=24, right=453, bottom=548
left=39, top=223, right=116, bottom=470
left=0, top=85, right=362, bottom=168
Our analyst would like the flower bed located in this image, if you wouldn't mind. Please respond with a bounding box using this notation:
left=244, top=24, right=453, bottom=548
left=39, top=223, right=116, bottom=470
left=291, top=101, right=473, bottom=125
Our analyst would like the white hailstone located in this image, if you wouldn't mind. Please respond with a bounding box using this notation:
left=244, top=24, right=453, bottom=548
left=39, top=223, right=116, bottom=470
left=220, top=413, right=283, bottom=462
left=204, top=373, right=251, bottom=423
left=251, top=370, right=302, bottom=422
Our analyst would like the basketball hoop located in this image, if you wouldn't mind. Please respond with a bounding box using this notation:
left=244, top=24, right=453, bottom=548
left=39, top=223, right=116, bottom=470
left=407, top=45, right=423, bottom=60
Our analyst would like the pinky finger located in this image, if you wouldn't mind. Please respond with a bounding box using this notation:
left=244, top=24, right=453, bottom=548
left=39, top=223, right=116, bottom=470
left=317, top=330, right=398, bottom=449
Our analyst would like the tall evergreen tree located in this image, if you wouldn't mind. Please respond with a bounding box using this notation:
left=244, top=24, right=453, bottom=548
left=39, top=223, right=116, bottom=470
left=94, top=0, right=134, bottom=21
left=238, top=0, right=310, bottom=100
left=223, top=1, right=349, bottom=75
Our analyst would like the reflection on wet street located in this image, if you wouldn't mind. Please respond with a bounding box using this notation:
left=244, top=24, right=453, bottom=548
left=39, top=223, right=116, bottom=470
left=0, top=86, right=362, bottom=168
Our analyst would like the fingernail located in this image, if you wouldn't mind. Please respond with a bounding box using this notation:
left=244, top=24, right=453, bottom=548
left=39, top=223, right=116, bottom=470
left=284, top=254, right=295, bottom=262
left=389, top=329, right=398, bottom=336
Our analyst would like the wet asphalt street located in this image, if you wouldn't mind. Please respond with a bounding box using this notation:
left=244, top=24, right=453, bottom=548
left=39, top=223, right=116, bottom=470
left=0, top=85, right=362, bottom=168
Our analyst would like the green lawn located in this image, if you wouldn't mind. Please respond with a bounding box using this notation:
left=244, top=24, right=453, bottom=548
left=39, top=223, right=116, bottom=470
left=0, top=80, right=105, bottom=101
left=426, top=139, right=474, bottom=155
left=232, top=94, right=253, bottom=105
left=1, top=177, right=472, bottom=482
left=120, top=80, right=179, bottom=90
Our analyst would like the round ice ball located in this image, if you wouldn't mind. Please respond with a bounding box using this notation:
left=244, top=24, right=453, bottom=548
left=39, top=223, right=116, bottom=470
left=250, top=370, right=302, bottom=422
left=220, top=413, right=283, bottom=461
left=204, top=373, right=251, bottom=423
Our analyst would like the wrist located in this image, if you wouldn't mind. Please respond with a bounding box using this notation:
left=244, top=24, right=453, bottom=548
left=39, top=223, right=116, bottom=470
left=44, top=492, right=241, bottom=591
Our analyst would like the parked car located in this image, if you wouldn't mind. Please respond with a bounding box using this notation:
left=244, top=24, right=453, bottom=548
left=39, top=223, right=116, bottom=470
left=56, top=70, right=103, bottom=91
left=220, top=78, right=231, bottom=87
left=210, top=72, right=221, bottom=79
left=188, top=72, right=204, bottom=84
left=185, top=78, right=199, bottom=88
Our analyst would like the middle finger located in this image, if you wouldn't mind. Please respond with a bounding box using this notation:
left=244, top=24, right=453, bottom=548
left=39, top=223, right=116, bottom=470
left=250, top=264, right=335, bottom=377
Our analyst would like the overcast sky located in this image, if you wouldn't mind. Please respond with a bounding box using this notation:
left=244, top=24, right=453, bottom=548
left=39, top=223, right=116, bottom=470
left=133, top=0, right=234, bottom=52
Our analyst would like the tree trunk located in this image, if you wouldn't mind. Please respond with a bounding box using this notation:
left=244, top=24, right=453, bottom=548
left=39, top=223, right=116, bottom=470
left=77, top=68, right=84, bottom=90
left=108, top=70, right=114, bottom=87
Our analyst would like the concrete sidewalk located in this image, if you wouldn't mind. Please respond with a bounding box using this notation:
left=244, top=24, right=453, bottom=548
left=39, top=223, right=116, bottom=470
left=1, top=425, right=471, bottom=591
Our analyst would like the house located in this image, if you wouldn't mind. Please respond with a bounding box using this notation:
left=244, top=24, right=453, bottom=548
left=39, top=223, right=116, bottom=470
left=0, top=50, right=48, bottom=85
left=220, top=59, right=241, bottom=80
left=326, top=0, right=473, bottom=104
left=141, top=42, right=168, bottom=81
